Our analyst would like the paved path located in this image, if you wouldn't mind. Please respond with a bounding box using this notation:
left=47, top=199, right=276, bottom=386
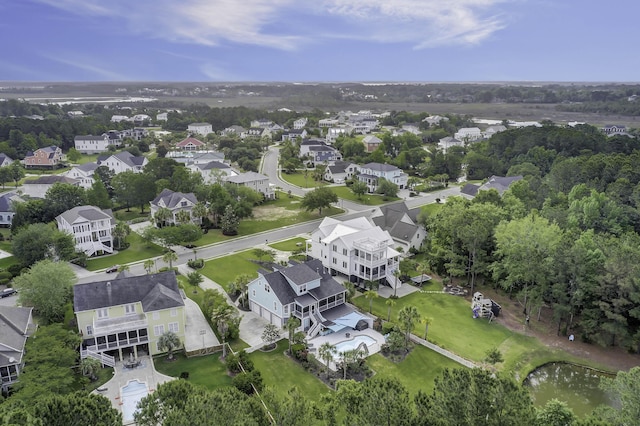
left=410, top=334, right=477, bottom=369
left=183, top=297, right=219, bottom=353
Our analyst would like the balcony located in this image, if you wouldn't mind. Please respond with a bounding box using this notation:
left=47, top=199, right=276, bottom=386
left=93, top=314, right=147, bottom=336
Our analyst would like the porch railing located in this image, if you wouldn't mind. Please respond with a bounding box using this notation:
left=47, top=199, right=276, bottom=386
left=81, top=349, right=115, bottom=368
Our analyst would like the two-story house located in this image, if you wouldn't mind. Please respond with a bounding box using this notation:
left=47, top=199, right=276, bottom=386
left=225, top=172, right=274, bottom=199
left=176, top=137, right=206, bottom=151
left=323, top=161, right=358, bottom=184
left=56, top=205, right=115, bottom=257
left=309, top=217, right=401, bottom=288
left=63, top=163, right=99, bottom=188
left=357, top=162, right=408, bottom=192
left=187, top=161, right=236, bottom=184
left=281, top=129, right=308, bottom=142
left=0, top=192, right=23, bottom=227
left=248, top=259, right=355, bottom=337
left=293, top=118, right=308, bottom=129
left=438, top=136, right=464, bottom=153
left=454, top=127, right=483, bottom=142
left=187, top=122, right=213, bottom=136
left=150, top=189, right=199, bottom=226
left=0, top=306, right=34, bottom=392
left=362, top=135, right=383, bottom=152
left=0, top=154, right=14, bottom=167
left=371, top=202, right=425, bottom=251
left=300, top=140, right=342, bottom=166
left=74, top=271, right=186, bottom=363
left=23, top=146, right=63, bottom=169
left=97, top=151, right=148, bottom=174
left=22, top=176, right=80, bottom=199
left=74, top=134, right=121, bottom=154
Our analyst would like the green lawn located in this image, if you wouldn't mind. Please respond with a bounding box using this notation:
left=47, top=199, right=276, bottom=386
left=85, top=233, right=165, bottom=271
left=418, top=202, right=443, bottom=216
left=0, top=228, right=12, bottom=253
left=0, top=256, right=18, bottom=270
left=200, top=250, right=262, bottom=292
left=352, top=290, right=591, bottom=380
left=268, top=237, right=307, bottom=252
left=280, top=171, right=328, bottom=189
left=366, top=345, right=461, bottom=396
left=153, top=353, right=232, bottom=390
left=113, top=206, right=151, bottom=222
left=329, top=186, right=399, bottom=205
left=249, top=340, right=330, bottom=400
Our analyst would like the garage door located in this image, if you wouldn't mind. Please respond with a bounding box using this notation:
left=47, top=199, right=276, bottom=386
left=251, top=302, right=261, bottom=315
left=261, top=307, right=271, bottom=321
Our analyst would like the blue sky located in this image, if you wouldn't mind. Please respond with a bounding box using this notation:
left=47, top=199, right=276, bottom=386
left=1, top=0, right=638, bottom=82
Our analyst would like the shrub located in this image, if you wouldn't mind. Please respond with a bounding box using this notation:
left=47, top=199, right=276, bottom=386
left=232, top=370, right=263, bottom=395
left=179, top=371, right=189, bottom=379
left=187, top=259, right=204, bottom=269
left=382, top=322, right=398, bottom=335
left=8, top=264, right=25, bottom=277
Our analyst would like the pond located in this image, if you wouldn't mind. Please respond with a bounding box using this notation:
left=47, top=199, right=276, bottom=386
left=524, top=362, right=615, bottom=417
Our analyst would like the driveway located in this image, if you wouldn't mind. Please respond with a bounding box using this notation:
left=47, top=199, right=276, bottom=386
left=183, top=297, right=219, bottom=354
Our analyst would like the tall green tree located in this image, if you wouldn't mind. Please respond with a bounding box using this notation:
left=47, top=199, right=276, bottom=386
left=300, top=186, right=338, bottom=215
left=398, top=305, right=420, bottom=349
left=33, top=392, right=121, bottom=426
left=347, top=377, right=412, bottom=426
left=44, top=182, right=87, bottom=220
left=157, top=331, right=181, bottom=360
left=596, top=366, right=640, bottom=426
left=12, top=223, right=75, bottom=266
left=86, top=178, right=112, bottom=209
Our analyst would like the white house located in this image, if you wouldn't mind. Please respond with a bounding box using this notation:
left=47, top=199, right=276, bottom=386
left=150, top=189, right=199, bottom=226
left=454, top=127, right=483, bottom=142
left=187, top=161, right=236, bottom=184
left=97, top=151, right=148, bottom=174
left=250, top=119, right=273, bottom=128
left=483, top=125, right=507, bottom=138
left=0, top=154, right=14, bottom=167
left=63, top=163, right=99, bottom=189
left=74, top=134, right=120, bottom=154
left=357, top=162, right=408, bottom=192
left=438, top=136, right=464, bottom=153
left=110, top=115, right=130, bottom=123
left=22, top=176, right=80, bottom=199
left=293, top=118, right=308, bottom=129
left=370, top=202, right=425, bottom=251
left=156, top=112, right=168, bottom=121
left=188, top=123, right=213, bottom=136
left=225, top=172, right=274, bottom=199
left=176, top=137, right=206, bottom=151
left=0, top=192, right=23, bottom=227
left=308, top=217, right=401, bottom=288
left=56, top=206, right=115, bottom=257
left=324, top=161, right=358, bottom=184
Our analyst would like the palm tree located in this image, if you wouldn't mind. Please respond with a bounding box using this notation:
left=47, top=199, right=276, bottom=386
left=233, top=274, right=252, bottom=309
left=162, top=251, right=178, bottom=269
left=157, top=331, right=181, bottom=360
left=154, top=207, right=172, bottom=227
left=416, top=261, right=430, bottom=288
left=364, top=290, right=378, bottom=313
left=143, top=259, right=155, bottom=274
left=212, top=304, right=235, bottom=359
left=191, top=202, right=207, bottom=225
left=285, top=317, right=301, bottom=353
left=423, top=316, right=433, bottom=341
left=398, top=305, right=420, bottom=350
left=112, top=221, right=130, bottom=250
left=318, top=341, right=336, bottom=377
left=386, top=298, right=396, bottom=322
left=175, top=210, right=192, bottom=225
left=80, top=357, right=101, bottom=381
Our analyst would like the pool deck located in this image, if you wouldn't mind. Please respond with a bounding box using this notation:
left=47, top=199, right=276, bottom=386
left=307, top=328, right=386, bottom=371
left=93, top=355, right=175, bottom=424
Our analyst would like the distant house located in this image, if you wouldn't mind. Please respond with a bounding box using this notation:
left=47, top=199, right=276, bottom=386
left=225, top=172, right=274, bottom=199
left=357, top=162, right=408, bottom=192
left=97, top=151, right=148, bottom=174
left=483, top=125, right=507, bottom=138
left=187, top=122, right=213, bottom=136
left=23, top=146, right=63, bottom=169
left=131, top=114, right=151, bottom=126
left=0, top=154, right=13, bottom=167
left=187, top=161, right=236, bottom=184
left=74, top=134, right=121, bottom=154
left=281, top=129, right=308, bottom=142
left=56, top=205, right=115, bottom=257
left=293, top=118, right=308, bottom=129
left=371, top=202, right=425, bottom=250
left=300, top=140, right=342, bottom=165
left=0, top=192, right=24, bottom=227
left=0, top=306, right=34, bottom=392
left=326, top=126, right=352, bottom=144
left=324, top=161, right=358, bottom=184
left=461, top=175, right=523, bottom=197
left=156, top=112, right=168, bottom=121
left=454, top=127, right=483, bottom=142
left=402, top=123, right=421, bottom=135
left=250, top=119, right=273, bottom=129
left=110, top=115, right=130, bottom=123
left=422, top=115, right=449, bottom=126
left=362, top=135, right=383, bottom=152
left=176, top=137, right=206, bottom=151
left=150, top=189, right=199, bottom=226
left=222, top=125, right=247, bottom=137
left=438, top=136, right=463, bottom=153
left=22, top=176, right=80, bottom=199
left=189, top=151, right=225, bottom=165
left=120, top=128, right=149, bottom=141
left=601, top=125, right=627, bottom=136
left=63, top=162, right=99, bottom=188
left=67, top=111, right=84, bottom=118
left=74, top=271, right=186, bottom=361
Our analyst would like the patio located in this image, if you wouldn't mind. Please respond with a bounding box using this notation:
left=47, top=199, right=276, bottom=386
left=307, top=327, right=386, bottom=371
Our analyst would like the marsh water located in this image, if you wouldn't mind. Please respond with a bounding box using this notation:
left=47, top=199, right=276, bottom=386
left=524, top=363, right=615, bottom=417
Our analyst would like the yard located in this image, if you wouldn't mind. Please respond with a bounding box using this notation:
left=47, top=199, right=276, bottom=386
left=85, top=233, right=165, bottom=271
left=153, top=353, right=232, bottom=390
left=199, top=250, right=263, bottom=293
left=329, top=186, right=398, bottom=205
left=268, top=237, right=307, bottom=252
left=279, top=171, right=328, bottom=189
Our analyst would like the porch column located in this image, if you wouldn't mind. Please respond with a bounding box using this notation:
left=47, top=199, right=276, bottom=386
left=133, top=345, right=138, bottom=358
left=118, top=347, right=123, bottom=362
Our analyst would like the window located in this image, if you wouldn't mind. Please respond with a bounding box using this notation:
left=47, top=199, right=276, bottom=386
left=332, top=244, right=337, bottom=252
left=264, top=284, right=270, bottom=293
left=86, top=325, right=93, bottom=336
left=170, top=308, right=177, bottom=317
left=273, top=302, right=277, bottom=311
left=125, top=304, right=136, bottom=315
left=154, top=325, right=165, bottom=336
left=332, top=258, right=337, bottom=264
left=284, top=305, right=288, bottom=314
left=342, top=248, right=347, bottom=255
left=168, top=322, right=179, bottom=333
left=152, top=312, right=160, bottom=320
left=97, top=308, right=108, bottom=319
left=343, top=261, right=347, bottom=268
left=252, top=289, right=256, bottom=297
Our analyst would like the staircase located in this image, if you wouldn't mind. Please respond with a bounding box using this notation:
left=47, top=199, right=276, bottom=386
left=306, top=311, right=327, bottom=339
left=81, top=349, right=115, bottom=368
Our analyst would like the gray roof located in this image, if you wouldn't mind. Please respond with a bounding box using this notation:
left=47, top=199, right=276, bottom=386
left=328, top=161, right=351, bottom=174
left=281, top=263, right=321, bottom=286
left=73, top=271, right=183, bottom=313
left=478, top=175, right=523, bottom=195
left=200, top=161, right=231, bottom=171
left=57, top=205, right=115, bottom=225
left=0, top=192, right=22, bottom=213
left=0, top=306, right=33, bottom=367
left=226, top=172, right=268, bottom=184
left=372, top=203, right=421, bottom=243
left=151, top=189, right=198, bottom=209
left=98, top=151, right=146, bottom=168
left=23, top=175, right=79, bottom=185
left=361, top=162, right=400, bottom=172
left=263, top=272, right=298, bottom=305
left=76, top=162, right=99, bottom=173
left=75, top=135, right=105, bottom=141
left=305, top=259, right=346, bottom=300
left=461, top=183, right=479, bottom=196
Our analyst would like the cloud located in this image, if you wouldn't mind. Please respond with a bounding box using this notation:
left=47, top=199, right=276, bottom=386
left=35, top=0, right=510, bottom=50
left=40, top=53, right=132, bottom=81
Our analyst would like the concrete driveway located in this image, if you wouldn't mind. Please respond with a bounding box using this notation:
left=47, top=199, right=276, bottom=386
left=183, top=297, right=219, bottom=354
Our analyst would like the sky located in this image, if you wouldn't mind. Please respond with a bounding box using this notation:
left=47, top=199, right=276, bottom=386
left=1, top=0, right=638, bottom=82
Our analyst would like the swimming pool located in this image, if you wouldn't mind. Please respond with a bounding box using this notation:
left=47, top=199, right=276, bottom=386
left=334, top=335, right=376, bottom=353
left=120, top=379, right=149, bottom=423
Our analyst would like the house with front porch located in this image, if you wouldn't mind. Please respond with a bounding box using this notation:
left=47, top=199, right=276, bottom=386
left=248, top=259, right=349, bottom=336
left=357, top=162, right=408, bottom=192
left=74, top=271, right=186, bottom=364
left=63, top=162, right=99, bottom=189
left=0, top=192, right=24, bottom=227
left=150, top=189, right=199, bottom=226
left=23, top=146, right=63, bottom=169
left=0, top=306, right=34, bottom=392
left=56, top=205, right=115, bottom=257
left=187, top=160, right=236, bottom=184
left=225, top=172, right=274, bottom=199
left=74, top=134, right=121, bottom=154
left=324, top=161, right=358, bottom=184
left=97, top=151, right=147, bottom=174
left=308, top=216, right=401, bottom=288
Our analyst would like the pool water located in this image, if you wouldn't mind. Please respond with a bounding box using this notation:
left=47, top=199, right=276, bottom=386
left=334, top=335, right=376, bottom=353
left=120, top=379, right=149, bottom=422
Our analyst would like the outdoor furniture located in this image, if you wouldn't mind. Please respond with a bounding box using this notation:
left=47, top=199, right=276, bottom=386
left=124, top=359, right=140, bottom=369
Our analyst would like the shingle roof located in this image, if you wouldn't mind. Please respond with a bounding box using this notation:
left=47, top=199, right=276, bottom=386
left=23, top=176, right=79, bottom=185
left=281, top=263, right=321, bottom=286
left=200, top=161, right=231, bottom=171
left=460, top=183, right=480, bottom=196
left=57, top=205, right=115, bottom=226
left=73, top=271, right=183, bottom=313
left=98, top=151, right=146, bottom=168
left=0, top=192, right=22, bottom=213
left=361, top=162, right=400, bottom=172
left=177, top=137, right=205, bottom=147
left=151, top=189, right=198, bottom=208
left=478, top=175, right=523, bottom=195
left=226, top=172, right=268, bottom=184
left=0, top=306, right=33, bottom=367
left=263, top=272, right=297, bottom=305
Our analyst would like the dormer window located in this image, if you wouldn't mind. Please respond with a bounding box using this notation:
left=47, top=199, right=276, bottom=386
left=181, top=201, right=187, bottom=207
left=265, top=284, right=270, bottom=293
left=300, top=285, right=306, bottom=293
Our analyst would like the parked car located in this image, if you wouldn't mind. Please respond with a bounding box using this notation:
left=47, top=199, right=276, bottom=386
left=0, top=288, right=17, bottom=298
left=105, top=265, right=120, bottom=273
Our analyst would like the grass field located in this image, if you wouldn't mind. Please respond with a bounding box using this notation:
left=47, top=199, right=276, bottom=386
left=329, top=186, right=398, bottom=205
left=153, top=353, right=232, bottom=390
left=268, top=237, right=307, bottom=252
left=200, top=250, right=262, bottom=292
left=279, top=171, right=328, bottom=188
left=85, top=233, right=165, bottom=271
